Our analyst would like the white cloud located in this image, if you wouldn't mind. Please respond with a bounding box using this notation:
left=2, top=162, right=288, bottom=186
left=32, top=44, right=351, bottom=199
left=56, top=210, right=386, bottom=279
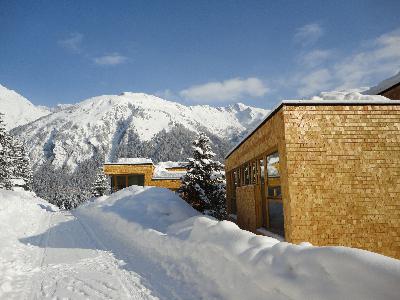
left=179, top=77, right=269, bottom=103
left=294, top=23, right=324, bottom=46
left=295, top=28, right=400, bottom=97
left=298, top=49, right=332, bottom=68
left=58, top=33, right=83, bottom=53
left=93, top=53, right=128, bottom=66
left=297, top=69, right=332, bottom=97
left=333, top=29, right=400, bottom=90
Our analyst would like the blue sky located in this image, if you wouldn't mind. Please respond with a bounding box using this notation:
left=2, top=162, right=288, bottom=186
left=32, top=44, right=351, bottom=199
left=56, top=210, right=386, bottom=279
left=1, top=0, right=400, bottom=109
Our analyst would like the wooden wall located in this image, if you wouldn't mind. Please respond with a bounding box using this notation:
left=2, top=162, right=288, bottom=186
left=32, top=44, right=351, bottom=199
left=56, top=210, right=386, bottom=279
left=283, top=104, right=400, bottom=258
left=236, top=185, right=258, bottom=231
left=104, top=164, right=154, bottom=185
left=103, top=164, right=182, bottom=190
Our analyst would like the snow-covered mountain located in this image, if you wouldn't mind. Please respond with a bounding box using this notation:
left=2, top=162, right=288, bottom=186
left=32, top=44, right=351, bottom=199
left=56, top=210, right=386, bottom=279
left=0, top=84, right=50, bottom=130
left=12, top=92, right=269, bottom=171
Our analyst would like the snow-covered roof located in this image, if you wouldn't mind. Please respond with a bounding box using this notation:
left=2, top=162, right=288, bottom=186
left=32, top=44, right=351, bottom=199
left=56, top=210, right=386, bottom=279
left=156, top=161, right=188, bottom=169
left=104, top=158, right=153, bottom=165
left=152, top=161, right=187, bottom=180
left=104, top=159, right=186, bottom=179
left=225, top=99, right=400, bottom=159
left=364, top=71, right=400, bottom=95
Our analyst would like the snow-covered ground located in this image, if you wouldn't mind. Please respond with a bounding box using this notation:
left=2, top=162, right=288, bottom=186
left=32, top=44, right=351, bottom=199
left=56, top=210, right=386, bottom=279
left=1, top=188, right=400, bottom=299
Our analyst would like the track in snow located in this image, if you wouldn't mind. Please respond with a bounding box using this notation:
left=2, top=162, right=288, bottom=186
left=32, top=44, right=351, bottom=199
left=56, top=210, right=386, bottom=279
left=24, top=212, right=156, bottom=300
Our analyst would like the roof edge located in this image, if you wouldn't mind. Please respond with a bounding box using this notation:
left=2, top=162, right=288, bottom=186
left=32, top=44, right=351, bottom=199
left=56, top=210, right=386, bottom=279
left=104, top=162, right=154, bottom=166
left=224, top=99, right=400, bottom=160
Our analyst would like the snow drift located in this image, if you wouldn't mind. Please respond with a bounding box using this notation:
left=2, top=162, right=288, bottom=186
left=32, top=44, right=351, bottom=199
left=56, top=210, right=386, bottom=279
left=76, top=186, right=400, bottom=300
left=0, top=190, right=57, bottom=298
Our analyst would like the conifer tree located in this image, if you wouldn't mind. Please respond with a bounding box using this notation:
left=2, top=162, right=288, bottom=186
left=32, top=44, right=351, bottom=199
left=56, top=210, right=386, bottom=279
left=0, top=113, right=12, bottom=190
left=179, top=132, right=227, bottom=220
left=11, top=139, right=33, bottom=190
left=91, top=167, right=110, bottom=197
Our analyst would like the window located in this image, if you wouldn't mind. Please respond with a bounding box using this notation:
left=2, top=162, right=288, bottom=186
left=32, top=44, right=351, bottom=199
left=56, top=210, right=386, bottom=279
left=116, top=175, right=126, bottom=190
left=267, top=152, right=281, bottom=199
left=251, top=161, right=257, bottom=184
left=266, top=152, right=284, bottom=236
left=244, top=164, right=250, bottom=185
left=231, top=171, right=237, bottom=214
left=128, top=174, right=144, bottom=187
left=259, top=158, right=267, bottom=227
left=112, top=174, right=145, bottom=192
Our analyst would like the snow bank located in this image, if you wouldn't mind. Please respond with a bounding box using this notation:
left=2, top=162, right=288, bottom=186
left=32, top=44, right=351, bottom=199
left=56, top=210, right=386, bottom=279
left=76, top=186, right=400, bottom=300
left=0, top=190, right=57, bottom=240
left=0, top=190, right=57, bottom=297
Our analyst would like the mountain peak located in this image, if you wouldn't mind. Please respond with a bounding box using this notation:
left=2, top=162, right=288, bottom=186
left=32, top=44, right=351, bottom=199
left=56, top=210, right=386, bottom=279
left=0, top=84, right=50, bottom=130
left=10, top=90, right=270, bottom=171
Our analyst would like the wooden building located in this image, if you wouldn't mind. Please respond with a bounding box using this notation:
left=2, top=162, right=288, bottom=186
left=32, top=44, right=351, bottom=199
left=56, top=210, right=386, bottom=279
left=103, top=158, right=187, bottom=192
left=366, top=72, right=400, bottom=100
left=225, top=100, right=400, bottom=258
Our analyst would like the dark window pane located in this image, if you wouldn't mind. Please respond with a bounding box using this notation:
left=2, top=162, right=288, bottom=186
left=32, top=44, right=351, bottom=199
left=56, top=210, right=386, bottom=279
left=268, top=199, right=284, bottom=236
left=268, top=186, right=281, bottom=198
left=116, top=175, right=126, bottom=190
left=128, top=174, right=145, bottom=187
left=259, top=159, right=265, bottom=183
left=252, top=162, right=257, bottom=184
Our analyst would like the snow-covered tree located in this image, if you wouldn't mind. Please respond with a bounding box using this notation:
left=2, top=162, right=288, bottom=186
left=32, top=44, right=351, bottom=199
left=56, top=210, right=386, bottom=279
left=179, top=132, right=227, bottom=220
left=10, top=138, right=33, bottom=191
left=0, top=113, right=12, bottom=190
left=91, top=167, right=110, bottom=197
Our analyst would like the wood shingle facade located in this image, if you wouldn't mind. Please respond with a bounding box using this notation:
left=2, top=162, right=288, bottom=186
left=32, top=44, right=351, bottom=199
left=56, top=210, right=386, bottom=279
left=225, top=100, right=400, bottom=258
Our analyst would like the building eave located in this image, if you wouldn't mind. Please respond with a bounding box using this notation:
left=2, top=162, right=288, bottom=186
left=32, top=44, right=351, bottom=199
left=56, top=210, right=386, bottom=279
left=224, top=99, right=400, bottom=160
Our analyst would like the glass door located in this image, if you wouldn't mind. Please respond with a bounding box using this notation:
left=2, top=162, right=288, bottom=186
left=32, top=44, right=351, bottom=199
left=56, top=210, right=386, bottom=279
left=259, top=158, right=268, bottom=228
left=266, top=152, right=284, bottom=237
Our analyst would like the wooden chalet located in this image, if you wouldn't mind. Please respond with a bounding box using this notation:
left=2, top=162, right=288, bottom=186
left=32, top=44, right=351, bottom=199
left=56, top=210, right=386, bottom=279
left=103, top=158, right=187, bottom=192
left=225, top=99, right=400, bottom=259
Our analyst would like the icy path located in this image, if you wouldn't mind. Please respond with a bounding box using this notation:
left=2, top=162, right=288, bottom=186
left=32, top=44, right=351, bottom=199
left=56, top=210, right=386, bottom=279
left=15, top=211, right=156, bottom=300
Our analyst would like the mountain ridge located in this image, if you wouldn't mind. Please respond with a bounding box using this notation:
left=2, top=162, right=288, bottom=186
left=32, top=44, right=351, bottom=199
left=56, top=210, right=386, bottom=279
left=0, top=84, right=50, bottom=130
left=8, top=89, right=269, bottom=170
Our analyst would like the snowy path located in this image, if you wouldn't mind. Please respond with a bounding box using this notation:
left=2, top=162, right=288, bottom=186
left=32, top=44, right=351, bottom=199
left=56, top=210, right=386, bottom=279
left=2, top=189, right=400, bottom=300
left=19, top=211, right=156, bottom=300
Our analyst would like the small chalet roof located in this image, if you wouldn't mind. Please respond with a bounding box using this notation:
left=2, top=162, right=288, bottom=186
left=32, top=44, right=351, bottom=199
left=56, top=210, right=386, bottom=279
left=225, top=99, right=400, bottom=159
left=152, top=161, right=187, bottom=180
left=364, top=71, right=400, bottom=95
left=104, top=158, right=153, bottom=165
left=156, top=161, right=188, bottom=169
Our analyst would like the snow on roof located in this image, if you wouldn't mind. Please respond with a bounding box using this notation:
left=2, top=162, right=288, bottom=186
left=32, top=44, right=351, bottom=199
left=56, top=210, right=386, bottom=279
left=104, top=157, right=153, bottom=165
left=312, top=90, right=388, bottom=101
left=225, top=98, right=400, bottom=159
left=156, top=161, right=188, bottom=169
left=152, top=161, right=187, bottom=180
left=364, top=71, right=400, bottom=95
